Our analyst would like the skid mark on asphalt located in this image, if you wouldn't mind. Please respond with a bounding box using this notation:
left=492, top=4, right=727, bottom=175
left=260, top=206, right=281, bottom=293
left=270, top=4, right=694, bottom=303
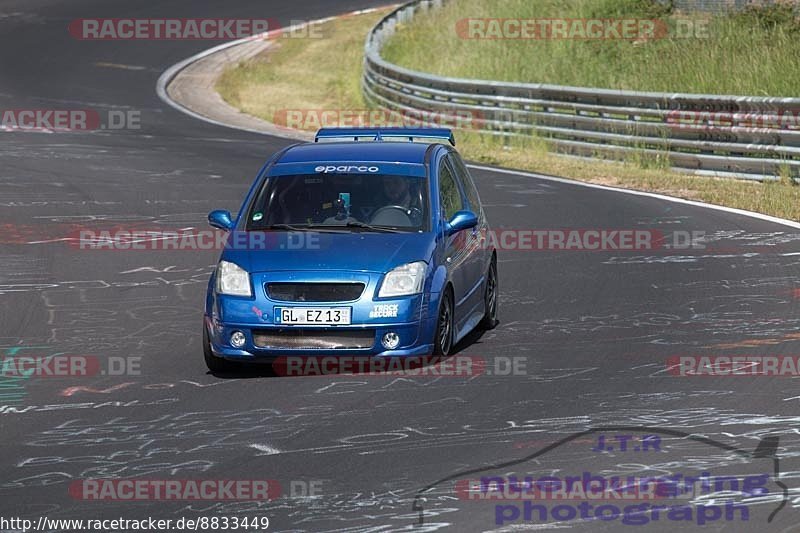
left=93, top=62, right=147, bottom=71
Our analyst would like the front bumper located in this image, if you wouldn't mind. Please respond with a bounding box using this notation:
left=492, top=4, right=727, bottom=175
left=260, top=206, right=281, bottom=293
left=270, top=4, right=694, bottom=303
left=205, top=270, right=437, bottom=361
left=205, top=317, right=434, bottom=360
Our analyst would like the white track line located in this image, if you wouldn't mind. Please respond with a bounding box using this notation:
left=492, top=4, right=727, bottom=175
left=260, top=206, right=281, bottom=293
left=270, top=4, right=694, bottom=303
left=466, top=164, right=800, bottom=230
left=155, top=7, right=800, bottom=232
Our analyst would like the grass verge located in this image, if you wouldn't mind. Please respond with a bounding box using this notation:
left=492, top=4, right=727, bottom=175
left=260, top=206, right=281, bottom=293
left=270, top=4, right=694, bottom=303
left=216, top=6, right=800, bottom=222
left=381, top=0, right=800, bottom=96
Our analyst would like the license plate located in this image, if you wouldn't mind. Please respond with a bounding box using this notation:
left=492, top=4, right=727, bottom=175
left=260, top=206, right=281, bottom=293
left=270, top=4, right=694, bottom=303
left=275, top=307, right=351, bottom=325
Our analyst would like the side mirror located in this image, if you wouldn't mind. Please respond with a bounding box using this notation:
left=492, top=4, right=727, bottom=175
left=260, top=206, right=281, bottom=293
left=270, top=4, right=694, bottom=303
left=445, top=210, right=478, bottom=236
left=208, top=210, right=234, bottom=231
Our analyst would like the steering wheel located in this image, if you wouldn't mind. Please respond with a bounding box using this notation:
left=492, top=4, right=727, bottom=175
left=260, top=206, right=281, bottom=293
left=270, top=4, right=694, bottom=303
left=370, top=205, right=419, bottom=226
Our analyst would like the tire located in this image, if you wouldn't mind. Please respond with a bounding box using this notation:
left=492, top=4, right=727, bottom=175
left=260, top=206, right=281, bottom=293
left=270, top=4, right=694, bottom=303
left=433, top=289, right=454, bottom=356
left=203, top=324, right=236, bottom=373
left=480, top=259, right=499, bottom=330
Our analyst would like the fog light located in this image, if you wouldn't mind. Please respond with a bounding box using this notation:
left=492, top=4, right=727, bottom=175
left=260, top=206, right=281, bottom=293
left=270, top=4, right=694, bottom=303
left=230, top=330, right=246, bottom=349
left=382, top=332, right=400, bottom=350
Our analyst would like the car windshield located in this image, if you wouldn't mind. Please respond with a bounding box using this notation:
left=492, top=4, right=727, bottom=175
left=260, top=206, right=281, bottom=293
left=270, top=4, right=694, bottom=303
left=246, top=173, right=429, bottom=232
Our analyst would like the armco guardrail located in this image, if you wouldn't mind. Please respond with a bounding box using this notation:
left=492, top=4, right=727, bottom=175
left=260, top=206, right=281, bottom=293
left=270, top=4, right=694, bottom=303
left=363, top=0, right=800, bottom=181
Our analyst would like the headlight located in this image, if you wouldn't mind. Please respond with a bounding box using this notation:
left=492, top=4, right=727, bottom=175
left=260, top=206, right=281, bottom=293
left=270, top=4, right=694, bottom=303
left=378, top=261, right=426, bottom=298
left=216, top=260, right=252, bottom=297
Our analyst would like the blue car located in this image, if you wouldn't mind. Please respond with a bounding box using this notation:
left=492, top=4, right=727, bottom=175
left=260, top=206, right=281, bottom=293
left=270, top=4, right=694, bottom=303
left=203, top=127, right=498, bottom=372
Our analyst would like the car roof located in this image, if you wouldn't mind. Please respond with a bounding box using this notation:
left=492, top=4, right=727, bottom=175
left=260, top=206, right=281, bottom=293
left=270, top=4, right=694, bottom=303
left=276, top=141, right=444, bottom=166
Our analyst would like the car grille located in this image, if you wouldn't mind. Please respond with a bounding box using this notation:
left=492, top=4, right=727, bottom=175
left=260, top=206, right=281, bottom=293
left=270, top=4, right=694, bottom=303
left=266, top=282, right=365, bottom=302
left=253, top=329, right=375, bottom=350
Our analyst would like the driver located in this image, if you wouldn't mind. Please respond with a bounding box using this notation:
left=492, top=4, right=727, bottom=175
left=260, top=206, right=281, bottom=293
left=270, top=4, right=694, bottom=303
left=381, top=176, right=412, bottom=209
left=371, top=176, right=423, bottom=227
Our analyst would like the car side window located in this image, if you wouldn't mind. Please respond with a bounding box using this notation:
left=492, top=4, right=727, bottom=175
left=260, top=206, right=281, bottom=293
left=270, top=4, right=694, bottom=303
left=449, top=153, right=481, bottom=214
left=438, top=159, right=463, bottom=221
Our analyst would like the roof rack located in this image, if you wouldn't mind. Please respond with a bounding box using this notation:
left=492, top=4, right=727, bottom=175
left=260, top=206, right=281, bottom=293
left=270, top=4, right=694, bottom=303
left=314, top=127, right=455, bottom=146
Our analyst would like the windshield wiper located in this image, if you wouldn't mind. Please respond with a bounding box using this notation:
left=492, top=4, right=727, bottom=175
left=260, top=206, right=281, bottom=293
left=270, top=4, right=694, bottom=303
left=258, top=222, right=405, bottom=233
left=260, top=224, right=345, bottom=233
left=343, top=221, right=405, bottom=233
left=263, top=223, right=308, bottom=231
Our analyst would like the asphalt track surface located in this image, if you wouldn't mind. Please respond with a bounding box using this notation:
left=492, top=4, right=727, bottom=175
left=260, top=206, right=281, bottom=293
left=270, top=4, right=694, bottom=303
left=1, top=1, right=800, bottom=531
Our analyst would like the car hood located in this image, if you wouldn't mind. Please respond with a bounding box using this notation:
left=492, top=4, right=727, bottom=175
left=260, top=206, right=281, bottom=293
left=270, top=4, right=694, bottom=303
left=222, top=231, right=436, bottom=274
